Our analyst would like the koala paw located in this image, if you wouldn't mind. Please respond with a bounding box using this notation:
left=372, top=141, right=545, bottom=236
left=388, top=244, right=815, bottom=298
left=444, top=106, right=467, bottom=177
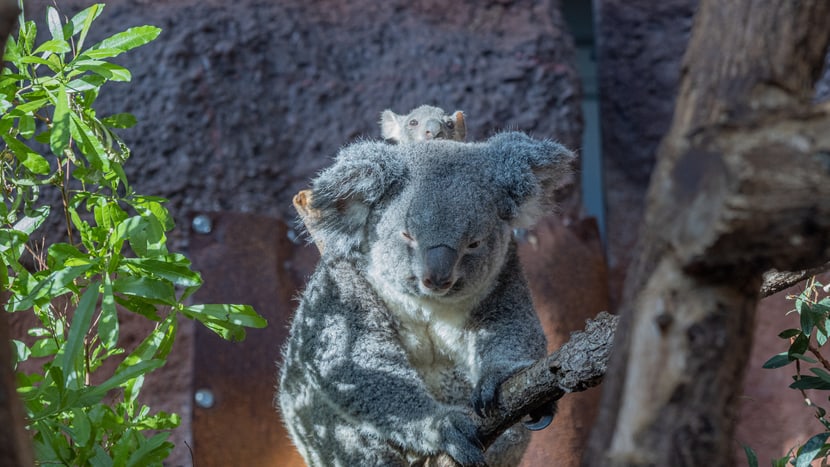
left=437, top=411, right=487, bottom=467
left=471, top=372, right=507, bottom=418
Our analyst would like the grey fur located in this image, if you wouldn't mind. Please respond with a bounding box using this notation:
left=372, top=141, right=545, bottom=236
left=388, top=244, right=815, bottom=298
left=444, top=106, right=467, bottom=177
left=278, top=132, right=575, bottom=466
left=381, top=105, right=467, bottom=142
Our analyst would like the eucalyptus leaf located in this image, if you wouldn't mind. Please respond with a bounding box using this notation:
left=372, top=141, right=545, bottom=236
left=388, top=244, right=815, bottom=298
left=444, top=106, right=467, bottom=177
left=795, top=432, right=830, bottom=467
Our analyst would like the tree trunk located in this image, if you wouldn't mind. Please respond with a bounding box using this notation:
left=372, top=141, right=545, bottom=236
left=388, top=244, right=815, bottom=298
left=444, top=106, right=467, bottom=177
left=584, top=2, right=830, bottom=466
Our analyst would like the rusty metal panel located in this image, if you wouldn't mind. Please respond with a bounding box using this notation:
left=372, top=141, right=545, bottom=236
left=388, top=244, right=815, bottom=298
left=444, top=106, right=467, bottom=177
left=187, top=212, right=608, bottom=467
left=188, top=212, right=317, bottom=467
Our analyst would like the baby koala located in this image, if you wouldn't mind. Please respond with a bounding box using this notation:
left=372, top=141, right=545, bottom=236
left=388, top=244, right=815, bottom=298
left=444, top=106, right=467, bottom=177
left=380, top=105, right=466, bottom=142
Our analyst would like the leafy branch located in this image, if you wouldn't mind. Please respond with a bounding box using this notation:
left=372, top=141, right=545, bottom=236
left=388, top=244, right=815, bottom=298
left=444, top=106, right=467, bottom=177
left=1, top=3, right=265, bottom=465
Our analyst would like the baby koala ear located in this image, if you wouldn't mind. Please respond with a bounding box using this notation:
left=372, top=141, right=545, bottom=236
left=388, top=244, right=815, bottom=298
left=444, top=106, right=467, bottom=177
left=310, top=141, right=407, bottom=257
left=451, top=111, right=466, bottom=141
left=380, top=109, right=403, bottom=141
left=486, top=131, right=576, bottom=228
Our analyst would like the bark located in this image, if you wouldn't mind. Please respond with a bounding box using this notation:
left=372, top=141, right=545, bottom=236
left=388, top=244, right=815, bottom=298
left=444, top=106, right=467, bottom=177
left=761, top=262, right=830, bottom=298
left=584, top=2, right=830, bottom=466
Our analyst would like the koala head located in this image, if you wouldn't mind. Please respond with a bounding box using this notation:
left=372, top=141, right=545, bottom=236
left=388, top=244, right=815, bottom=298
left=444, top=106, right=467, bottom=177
left=380, top=105, right=466, bottom=142
left=309, top=132, right=574, bottom=303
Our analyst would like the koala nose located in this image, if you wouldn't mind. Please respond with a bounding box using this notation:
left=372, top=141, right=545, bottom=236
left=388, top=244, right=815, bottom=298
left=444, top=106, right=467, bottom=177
left=422, top=245, right=458, bottom=291
left=423, top=120, right=442, bottom=140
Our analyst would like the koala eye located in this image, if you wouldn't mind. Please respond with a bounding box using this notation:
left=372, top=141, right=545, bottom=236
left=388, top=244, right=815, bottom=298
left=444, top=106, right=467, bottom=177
left=445, top=120, right=454, bottom=129
left=401, top=231, right=415, bottom=243
left=467, top=240, right=481, bottom=250
left=408, top=119, right=419, bottom=127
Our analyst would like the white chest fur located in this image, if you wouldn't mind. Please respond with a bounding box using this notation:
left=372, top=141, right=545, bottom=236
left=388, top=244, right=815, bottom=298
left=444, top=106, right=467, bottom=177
left=367, top=276, right=480, bottom=396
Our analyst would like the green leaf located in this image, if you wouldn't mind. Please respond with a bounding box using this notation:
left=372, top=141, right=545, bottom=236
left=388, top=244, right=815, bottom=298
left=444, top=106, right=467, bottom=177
left=789, top=334, right=810, bottom=358
left=101, top=113, right=137, bottom=129
left=70, top=112, right=109, bottom=171
left=778, top=329, right=802, bottom=339
left=13, top=205, right=50, bottom=236
left=89, top=26, right=161, bottom=55
left=14, top=97, right=49, bottom=113
left=66, top=73, right=106, bottom=93
left=772, top=455, right=792, bottom=467
left=8, top=264, right=95, bottom=312
left=1, top=135, right=51, bottom=175
left=801, top=304, right=815, bottom=336
left=126, top=432, right=172, bottom=467
left=88, top=445, right=114, bottom=467
left=70, top=408, right=92, bottom=448
left=60, top=284, right=100, bottom=389
left=181, top=304, right=265, bottom=341
left=790, top=353, right=817, bottom=364
left=818, top=328, right=828, bottom=347
left=12, top=340, right=31, bottom=364
left=30, top=338, right=59, bottom=358
left=116, top=214, right=167, bottom=257
left=120, top=257, right=202, bottom=287
left=743, top=445, right=758, bottom=467
left=795, top=432, right=830, bottom=467
left=99, top=276, right=118, bottom=349
left=73, top=60, right=132, bottom=82
left=20, top=21, right=38, bottom=56
left=68, top=4, right=104, bottom=52
left=18, top=113, right=36, bottom=138
left=75, top=48, right=125, bottom=61
left=34, top=39, right=71, bottom=55
left=184, top=304, right=266, bottom=329
left=18, top=55, right=62, bottom=73
left=113, top=276, right=175, bottom=305
left=762, top=352, right=793, bottom=369
left=50, top=85, right=71, bottom=157
left=790, top=376, right=830, bottom=390
left=47, top=7, right=64, bottom=41
left=113, top=295, right=161, bottom=321
left=128, top=197, right=174, bottom=232
left=96, top=359, right=164, bottom=394
left=47, top=243, right=90, bottom=269
left=811, top=367, right=830, bottom=384
left=119, top=314, right=177, bottom=405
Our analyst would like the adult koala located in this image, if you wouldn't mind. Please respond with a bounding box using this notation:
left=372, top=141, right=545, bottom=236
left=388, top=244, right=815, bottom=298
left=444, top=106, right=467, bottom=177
left=278, top=132, right=575, bottom=466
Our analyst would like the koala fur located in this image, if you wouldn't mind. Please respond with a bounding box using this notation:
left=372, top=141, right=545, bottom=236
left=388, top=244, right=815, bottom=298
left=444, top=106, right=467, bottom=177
left=278, top=132, right=575, bottom=466
left=381, top=105, right=466, bottom=142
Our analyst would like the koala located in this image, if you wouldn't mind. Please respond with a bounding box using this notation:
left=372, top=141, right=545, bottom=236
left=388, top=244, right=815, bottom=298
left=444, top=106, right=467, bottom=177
left=381, top=105, right=466, bottom=142
left=278, top=132, right=575, bottom=467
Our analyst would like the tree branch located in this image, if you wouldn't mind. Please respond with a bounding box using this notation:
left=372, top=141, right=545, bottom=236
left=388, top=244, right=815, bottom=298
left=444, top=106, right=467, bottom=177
left=476, top=311, right=618, bottom=448
left=761, top=262, right=830, bottom=298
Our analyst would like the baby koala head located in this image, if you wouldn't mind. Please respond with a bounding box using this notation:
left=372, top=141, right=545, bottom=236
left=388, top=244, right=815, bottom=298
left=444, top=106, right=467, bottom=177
left=308, top=132, right=575, bottom=305
left=380, top=105, right=466, bottom=143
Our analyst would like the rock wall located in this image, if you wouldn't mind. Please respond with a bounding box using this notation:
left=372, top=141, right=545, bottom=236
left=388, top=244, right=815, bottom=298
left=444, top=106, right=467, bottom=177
left=32, top=0, right=583, bottom=234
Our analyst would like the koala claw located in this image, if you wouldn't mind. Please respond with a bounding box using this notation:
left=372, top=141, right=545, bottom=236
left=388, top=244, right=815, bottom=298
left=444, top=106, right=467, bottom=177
left=471, top=374, right=504, bottom=418
left=440, top=412, right=486, bottom=467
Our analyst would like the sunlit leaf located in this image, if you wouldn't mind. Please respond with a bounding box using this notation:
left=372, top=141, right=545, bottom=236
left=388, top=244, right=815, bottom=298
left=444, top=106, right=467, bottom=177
left=60, top=284, right=100, bottom=389
left=1, top=135, right=50, bottom=175
left=89, top=26, right=161, bottom=55
left=795, top=432, right=830, bottom=467
left=50, top=85, right=71, bottom=157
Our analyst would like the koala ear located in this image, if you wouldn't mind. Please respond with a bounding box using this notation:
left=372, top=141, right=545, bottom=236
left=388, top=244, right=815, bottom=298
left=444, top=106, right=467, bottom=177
left=486, top=132, right=576, bottom=228
left=380, top=110, right=403, bottom=141
left=310, top=141, right=406, bottom=256
left=452, top=111, right=466, bottom=141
